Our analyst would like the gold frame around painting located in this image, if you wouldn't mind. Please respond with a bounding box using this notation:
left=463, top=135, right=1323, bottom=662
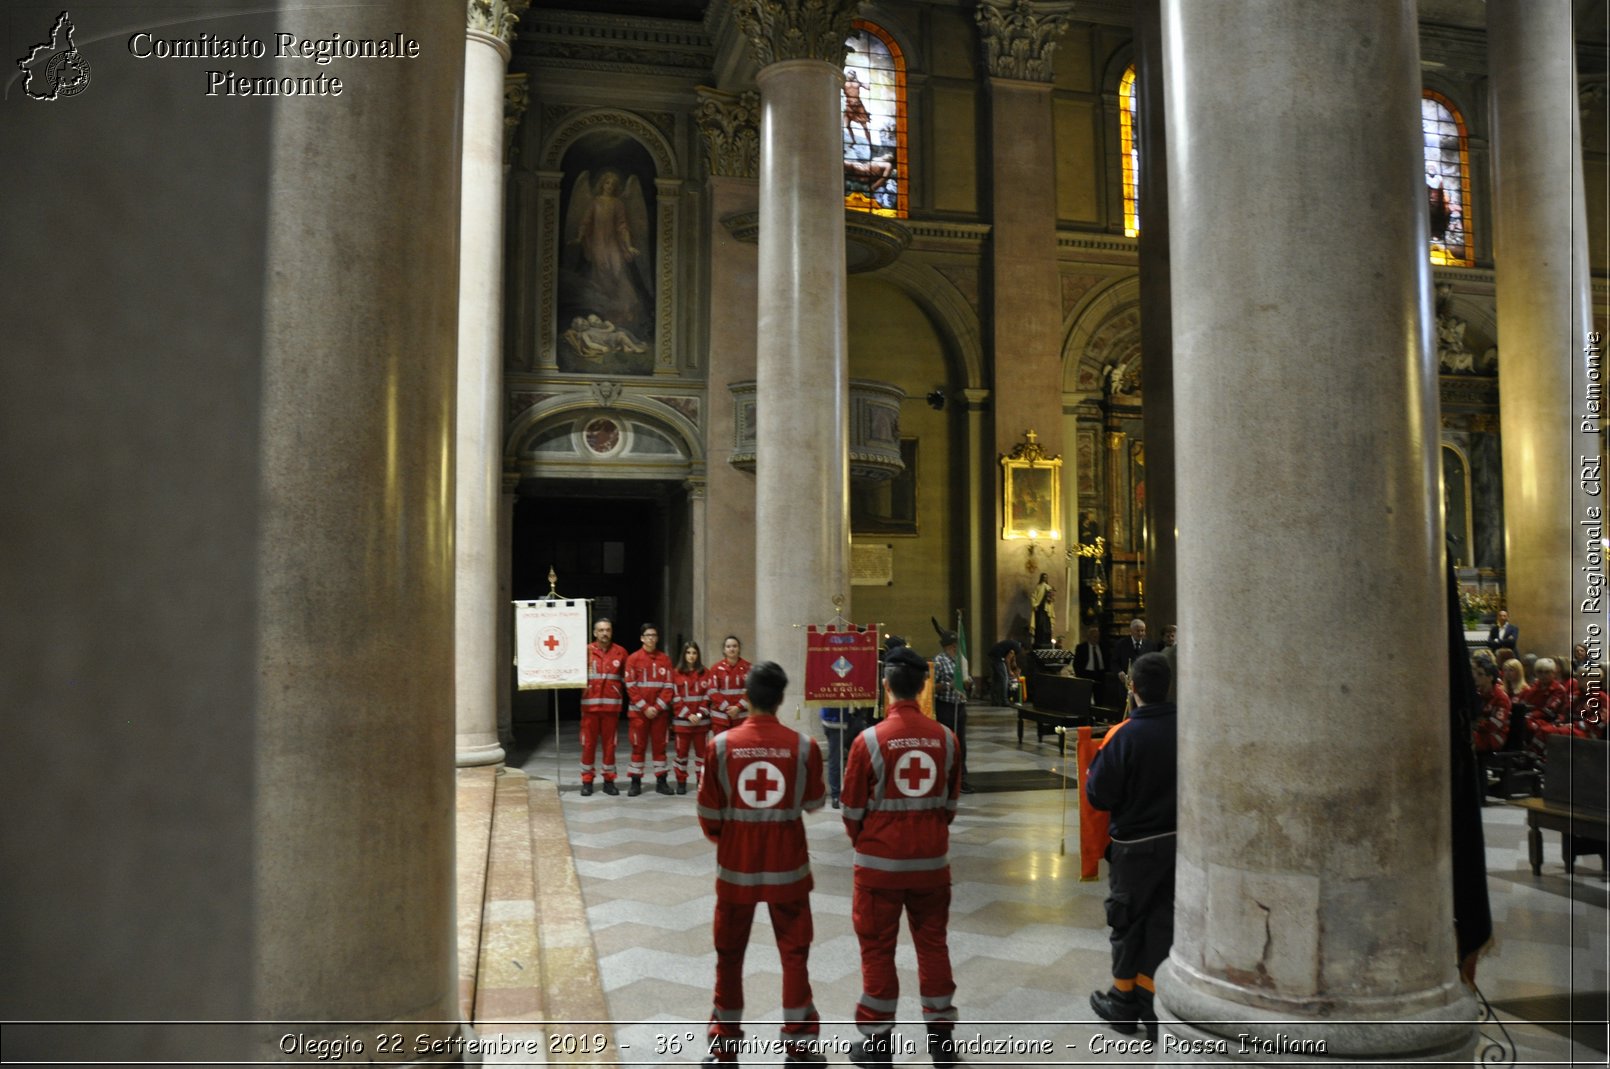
left=1001, top=430, right=1062, bottom=541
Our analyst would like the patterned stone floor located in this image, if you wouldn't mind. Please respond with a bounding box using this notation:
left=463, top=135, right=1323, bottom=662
left=514, top=705, right=1608, bottom=1066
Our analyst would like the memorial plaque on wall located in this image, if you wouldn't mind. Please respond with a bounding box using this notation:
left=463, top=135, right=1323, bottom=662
left=851, top=542, right=894, bottom=586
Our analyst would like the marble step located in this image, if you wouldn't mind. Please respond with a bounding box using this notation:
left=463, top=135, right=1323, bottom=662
left=453, top=764, right=499, bottom=1021
left=473, top=766, right=547, bottom=1028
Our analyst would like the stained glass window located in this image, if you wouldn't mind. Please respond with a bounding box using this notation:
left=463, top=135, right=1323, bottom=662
left=1423, top=91, right=1473, bottom=266
left=842, top=21, right=907, bottom=218
left=1119, top=64, right=1139, bottom=236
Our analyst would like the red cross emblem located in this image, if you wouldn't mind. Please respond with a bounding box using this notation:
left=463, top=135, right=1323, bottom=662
left=892, top=750, right=937, bottom=797
left=536, top=627, right=566, bottom=660
left=737, top=761, right=787, bottom=808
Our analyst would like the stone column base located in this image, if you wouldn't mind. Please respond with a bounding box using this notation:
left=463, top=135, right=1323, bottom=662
left=1155, top=961, right=1478, bottom=1064
left=456, top=737, right=507, bottom=767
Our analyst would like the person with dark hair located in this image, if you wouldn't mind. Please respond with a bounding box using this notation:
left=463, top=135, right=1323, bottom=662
left=579, top=617, right=627, bottom=797
left=842, top=646, right=962, bottom=1068
left=932, top=631, right=972, bottom=794
left=709, top=635, right=752, bottom=734
left=697, top=661, right=827, bottom=1066
left=671, top=642, right=713, bottom=795
left=1084, top=651, right=1176, bottom=1043
left=624, top=622, right=675, bottom=796
left=1471, top=659, right=1510, bottom=753
left=988, top=637, right=1025, bottom=704
left=1487, top=609, right=1518, bottom=653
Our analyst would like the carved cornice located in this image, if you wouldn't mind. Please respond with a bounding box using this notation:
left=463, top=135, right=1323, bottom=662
left=730, top=0, right=862, bottom=69
left=468, top=0, right=530, bottom=46
left=517, top=10, right=714, bottom=76
left=695, top=87, right=761, bottom=178
left=975, top=0, right=1076, bottom=83
left=503, top=72, right=530, bottom=164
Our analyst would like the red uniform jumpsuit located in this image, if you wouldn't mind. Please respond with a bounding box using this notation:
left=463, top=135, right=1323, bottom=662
left=624, top=647, right=675, bottom=779
left=671, top=666, right=714, bottom=786
left=1521, top=679, right=1577, bottom=758
left=1473, top=683, right=1511, bottom=752
left=708, top=657, right=752, bottom=733
left=696, top=715, right=826, bottom=1061
left=580, top=642, right=627, bottom=785
left=841, top=700, right=961, bottom=1043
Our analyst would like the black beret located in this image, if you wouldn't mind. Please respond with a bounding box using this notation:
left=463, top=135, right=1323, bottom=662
left=886, top=645, right=929, bottom=675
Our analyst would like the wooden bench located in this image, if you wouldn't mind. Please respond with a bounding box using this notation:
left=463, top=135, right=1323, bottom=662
left=1507, top=735, right=1608, bottom=878
left=1011, top=672, right=1096, bottom=753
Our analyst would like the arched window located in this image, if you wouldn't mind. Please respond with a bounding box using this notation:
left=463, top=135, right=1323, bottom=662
left=1119, top=64, right=1139, bottom=236
left=1422, top=90, right=1473, bottom=266
left=842, top=20, right=907, bottom=218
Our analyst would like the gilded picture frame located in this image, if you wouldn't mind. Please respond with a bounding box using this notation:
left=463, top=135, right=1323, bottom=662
left=1001, top=453, right=1062, bottom=540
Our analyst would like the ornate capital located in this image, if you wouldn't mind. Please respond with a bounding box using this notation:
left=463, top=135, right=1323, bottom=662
left=468, top=0, right=530, bottom=46
left=730, top=0, right=862, bottom=69
left=695, top=87, right=761, bottom=179
left=975, top=0, right=1075, bottom=83
left=503, top=72, right=530, bottom=164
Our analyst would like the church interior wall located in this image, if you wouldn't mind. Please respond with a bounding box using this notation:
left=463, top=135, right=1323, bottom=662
left=848, top=276, right=959, bottom=642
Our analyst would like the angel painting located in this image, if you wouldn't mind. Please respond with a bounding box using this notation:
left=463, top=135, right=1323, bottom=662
left=560, top=169, right=655, bottom=372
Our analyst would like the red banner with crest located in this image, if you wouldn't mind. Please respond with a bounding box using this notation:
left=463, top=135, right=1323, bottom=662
left=803, top=624, right=880, bottom=707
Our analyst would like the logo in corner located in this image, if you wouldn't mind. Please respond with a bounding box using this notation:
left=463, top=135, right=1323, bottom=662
left=18, top=11, right=91, bottom=101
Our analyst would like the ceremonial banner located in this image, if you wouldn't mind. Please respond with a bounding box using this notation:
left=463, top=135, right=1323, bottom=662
left=514, top=600, right=589, bottom=690
left=803, top=625, right=879, bottom=706
left=1077, top=724, right=1114, bottom=881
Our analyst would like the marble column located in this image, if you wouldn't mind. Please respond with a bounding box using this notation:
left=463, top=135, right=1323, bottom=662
left=1134, top=0, right=1176, bottom=636
left=1158, top=2, right=1475, bottom=1060
left=456, top=0, right=526, bottom=768
left=695, top=88, right=762, bottom=652
left=253, top=0, right=469, bottom=1053
left=1489, top=0, right=1597, bottom=657
left=977, top=0, right=1075, bottom=642
left=734, top=0, right=860, bottom=699
left=497, top=477, right=519, bottom=744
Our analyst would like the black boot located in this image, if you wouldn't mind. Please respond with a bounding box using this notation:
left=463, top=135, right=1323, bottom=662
left=655, top=774, right=674, bottom=795
left=580, top=781, right=593, bottom=797
left=851, top=1033, right=894, bottom=1069
left=927, top=1029, right=960, bottom=1068
left=601, top=779, right=619, bottom=796
left=1088, top=987, right=1141, bottom=1034
left=676, top=779, right=688, bottom=795
left=628, top=776, right=643, bottom=797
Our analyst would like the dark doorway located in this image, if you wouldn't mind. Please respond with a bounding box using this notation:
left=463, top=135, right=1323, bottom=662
left=512, top=486, right=668, bottom=728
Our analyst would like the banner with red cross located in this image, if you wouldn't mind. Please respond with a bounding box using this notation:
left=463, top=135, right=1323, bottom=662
left=513, top=599, right=589, bottom=690
left=802, top=624, right=879, bottom=707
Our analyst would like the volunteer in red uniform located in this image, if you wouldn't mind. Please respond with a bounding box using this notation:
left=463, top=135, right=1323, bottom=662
left=1472, top=659, right=1510, bottom=753
left=624, top=622, right=676, bottom=796
left=841, top=645, right=962, bottom=1069
left=580, top=617, right=627, bottom=797
left=672, top=641, right=715, bottom=794
left=696, top=661, right=827, bottom=1067
left=708, top=635, right=752, bottom=733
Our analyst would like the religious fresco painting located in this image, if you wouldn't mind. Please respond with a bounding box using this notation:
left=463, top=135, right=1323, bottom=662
left=842, top=21, right=907, bottom=218
left=558, top=131, right=657, bottom=375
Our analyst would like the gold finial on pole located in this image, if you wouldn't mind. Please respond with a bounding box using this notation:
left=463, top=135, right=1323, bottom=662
left=832, top=594, right=845, bottom=613
left=547, top=567, right=559, bottom=598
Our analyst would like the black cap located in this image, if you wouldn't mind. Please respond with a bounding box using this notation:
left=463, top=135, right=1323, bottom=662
left=884, top=634, right=908, bottom=651
left=939, top=630, right=957, bottom=646
left=886, top=645, right=929, bottom=675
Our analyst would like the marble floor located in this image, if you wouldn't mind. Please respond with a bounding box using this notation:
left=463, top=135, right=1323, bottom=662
left=508, top=705, right=1609, bottom=1066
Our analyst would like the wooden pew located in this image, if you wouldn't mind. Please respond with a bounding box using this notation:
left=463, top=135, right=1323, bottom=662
left=1509, top=735, right=1608, bottom=878
left=1011, top=672, right=1097, bottom=753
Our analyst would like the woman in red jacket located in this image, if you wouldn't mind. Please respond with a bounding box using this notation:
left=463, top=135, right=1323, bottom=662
left=671, top=641, right=714, bottom=795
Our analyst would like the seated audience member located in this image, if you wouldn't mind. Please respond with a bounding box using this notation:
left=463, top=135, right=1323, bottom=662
left=1519, top=659, right=1577, bottom=759
left=1500, top=658, right=1527, bottom=702
left=1573, top=642, right=1592, bottom=675
left=1471, top=660, right=1510, bottom=754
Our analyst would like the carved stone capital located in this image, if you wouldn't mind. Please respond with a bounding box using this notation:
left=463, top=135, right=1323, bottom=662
left=468, top=0, right=530, bottom=47
left=503, top=72, right=530, bottom=164
left=975, top=0, right=1076, bottom=83
left=730, top=0, right=862, bottom=69
left=695, top=87, right=761, bottom=179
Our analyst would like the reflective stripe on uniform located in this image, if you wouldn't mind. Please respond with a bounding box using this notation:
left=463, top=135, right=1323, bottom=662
left=716, top=806, right=803, bottom=823
left=710, top=1007, right=743, bottom=1023
left=781, top=1002, right=819, bottom=1022
left=852, top=851, right=948, bottom=872
left=697, top=805, right=725, bottom=821
left=860, top=726, right=885, bottom=804
left=857, top=994, right=898, bottom=1013
left=866, top=795, right=950, bottom=813
left=840, top=805, right=867, bottom=821
left=716, top=862, right=812, bottom=886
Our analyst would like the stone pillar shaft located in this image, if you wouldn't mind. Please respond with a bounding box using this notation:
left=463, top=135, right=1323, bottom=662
left=1159, top=1, right=1473, bottom=1059
left=1489, top=0, right=1596, bottom=657
left=1135, top=0, right=1176, bottom=636
left=753, top=58, right=850, bottom=694
left=456, top=26, right=514, bottom=767
left=254, top=0, right=465, bottom=1042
